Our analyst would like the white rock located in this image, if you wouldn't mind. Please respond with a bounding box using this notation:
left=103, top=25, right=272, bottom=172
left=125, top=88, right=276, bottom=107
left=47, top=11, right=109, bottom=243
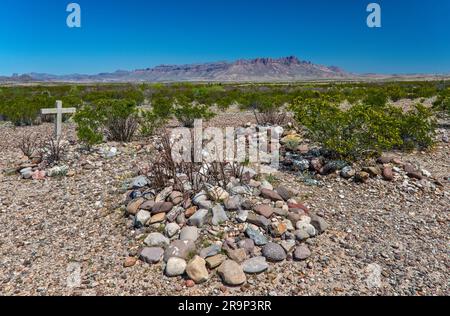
left=165, top=223, right=181, bottom=238
left=180, top=226, right=199, bottom=242
left=144, top=232, right=170, bottom=248
left=165, top=257, right=187, bottom=277
left=135, top=210, right=151, bottom=227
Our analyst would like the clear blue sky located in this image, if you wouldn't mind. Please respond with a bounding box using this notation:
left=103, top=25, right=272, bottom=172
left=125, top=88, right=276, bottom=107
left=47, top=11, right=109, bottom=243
left=0, top=0, right=448, bottom=75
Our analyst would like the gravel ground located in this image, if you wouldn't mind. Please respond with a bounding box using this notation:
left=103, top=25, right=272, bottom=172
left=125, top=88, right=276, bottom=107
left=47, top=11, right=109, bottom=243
left=0, top=113, right=448, bottom=296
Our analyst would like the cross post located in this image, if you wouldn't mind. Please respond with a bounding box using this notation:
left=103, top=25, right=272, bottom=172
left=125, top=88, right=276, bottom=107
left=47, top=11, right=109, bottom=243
left=41, top=100, right=77, bottom=140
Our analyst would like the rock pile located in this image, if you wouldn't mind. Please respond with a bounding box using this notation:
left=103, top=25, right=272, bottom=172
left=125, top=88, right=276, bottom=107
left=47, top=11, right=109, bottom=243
left=123, top=167, right=329, bottom=286
left=282, top=145, right=440, bottom=188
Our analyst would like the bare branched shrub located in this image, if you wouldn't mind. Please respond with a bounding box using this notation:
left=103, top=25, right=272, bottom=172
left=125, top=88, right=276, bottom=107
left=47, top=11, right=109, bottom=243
left=104, top=115, right=139, bottom=142
left=18, top=132, right=40, bottom=158
left=40, top=136, right=66, bottom=164
left=253, top=108, right=289, bottom=126
left=146, top=130, right=245, bottom=195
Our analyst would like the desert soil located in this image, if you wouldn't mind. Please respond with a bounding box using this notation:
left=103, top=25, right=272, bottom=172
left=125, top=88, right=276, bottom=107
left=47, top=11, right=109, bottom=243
left=0, top=112, right=448, bottom=296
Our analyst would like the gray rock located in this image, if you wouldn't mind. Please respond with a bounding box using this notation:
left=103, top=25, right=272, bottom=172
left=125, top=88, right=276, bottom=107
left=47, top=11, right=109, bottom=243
left=139, top=200, right=155, bottom=211
left=212, top=204, right=229, bottom=226
left=237, top=238, right=255, bottom=255
left=310, top=214, right=329, bottom=234
left=192, top=191, right=208, bottom=206
left=294, top=229, right=310, bottom=241
left=276, top=186, right=294, bottom=201
left=224, top=195, right=242, bottom=211
left=273, top=208, right=288, bottom=217
left=144, top=232, right=170, bottom=248
left=164, top=240, right=196, bottom=262
left=262, top=243, right=287, bottom=262
left=281, top=240, right=296, bottom=253
left=166, top=206, right=184, bottom=222
left=282, top=219, right=294, bottom=231
left=131, top=176, right=149, bottom=189
left=169, top=191, right=184, bottom=205
left=293, top=159, right=310, bottom=171
left=236, top=210, right=249, bottom=223
left=176, top=212, right=186, bottom=225
left=199, top=244, right=221, bottom=258
left=197, top=200, right=213, bottom=210
left=246, top=213, right=271, bottom=229
left=321, top=160, right=347, bottom=174
left=165, top=223, right=181, bottom=238
left=241, top=199, right=255, bottom=210
left=155, top=186, right=173, bottom=203
left=180, top=226, right=199, bottom=242
left=140, top=247, right=164, bottom=264
left=20, top=167, right=33, bottom=179
left=47, top=165, right=68, bottom=177
left=242, top=167, right=257, bottom=179
left=294, top=245, right=311, bottom=261
left=443, top=134, right=449, bottom=143
left=225, top=248, right=247, bottom=263
left=217, top=260, right=247, bottom=286
left=135, top=210, right=151, bottom=228
left=259, top=180, right=273, bottom=191
left=230, top=186, right=252, bottom=196
left=245, top=227, right=268, bottom=246
left=340, top=166, right=355, bottom=179
left=242, top=256, right=268, bottom=274
left=296, top=222, right=317, bottom=237
left=165, top=257, right=187, bottom=277
left=187, top=209, right=209, bottom=227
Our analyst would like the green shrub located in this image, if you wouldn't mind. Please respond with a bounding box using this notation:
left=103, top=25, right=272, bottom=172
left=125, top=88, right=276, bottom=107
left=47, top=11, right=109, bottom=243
left=1, top=95, right=54, bottom=126
left=433, top=89, right=450, bottom=116
left=98, top=99, right=139, bottom=142
left=73, top=98, right=139, bottom=146
left=237, top=92, right=290, bottom=125
left=363, top=89, right=388, bottom=107
left=291, top=97, right=436, bottom=160
left=73, top=103, right=104, bottom=148
left=140, top=95, right=172, bottom=136
left=173, top=93, right=215, bottom=127
left=399, top=104, right=436, bottom=149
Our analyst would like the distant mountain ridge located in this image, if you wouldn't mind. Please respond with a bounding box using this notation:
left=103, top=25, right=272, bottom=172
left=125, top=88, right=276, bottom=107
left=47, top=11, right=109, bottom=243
left=1, top=56, right=355, bottom=83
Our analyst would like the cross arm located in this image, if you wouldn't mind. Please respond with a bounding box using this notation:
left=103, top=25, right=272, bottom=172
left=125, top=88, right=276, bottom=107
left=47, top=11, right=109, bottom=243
left=41, top=109, right=57, bottom=114
left=61, top=108, right=77, bottom=114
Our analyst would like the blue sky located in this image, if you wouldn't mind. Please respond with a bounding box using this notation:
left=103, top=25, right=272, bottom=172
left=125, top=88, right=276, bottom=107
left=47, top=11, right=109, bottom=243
left=0, top=0, right=448, bottom=75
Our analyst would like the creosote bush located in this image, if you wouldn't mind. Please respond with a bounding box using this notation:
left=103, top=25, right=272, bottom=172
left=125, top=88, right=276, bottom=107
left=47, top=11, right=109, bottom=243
left=291, top=97, right=436, bottom=160
left=173, top=94, right=216, bottom=128
left=73, top=98, right=139, bottom=147
left=139, top=95, right=173, bottom=137
left=101, top=99, right=139, bottom=142
left=238, top=92, right=290, bottom=126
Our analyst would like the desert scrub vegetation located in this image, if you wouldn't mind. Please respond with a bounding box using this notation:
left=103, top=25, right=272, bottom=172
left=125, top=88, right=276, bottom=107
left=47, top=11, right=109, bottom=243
left=291, top=96, right=436, bottom=160
left=139, top=94, right=173, bottom=137
left=237, top=91, right=290, bottom=126
left=73, top=98, right=140, bottom=146
left=433, top=88, right=450, bottom=116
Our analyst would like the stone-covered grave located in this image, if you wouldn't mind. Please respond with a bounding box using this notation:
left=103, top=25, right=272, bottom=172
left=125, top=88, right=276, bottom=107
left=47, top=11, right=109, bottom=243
left=123, top=169, right=329, bottom=286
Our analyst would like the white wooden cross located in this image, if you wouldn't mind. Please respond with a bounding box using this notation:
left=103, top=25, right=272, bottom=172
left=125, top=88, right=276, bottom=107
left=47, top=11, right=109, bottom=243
left=41, top=100, right=76, bottom=140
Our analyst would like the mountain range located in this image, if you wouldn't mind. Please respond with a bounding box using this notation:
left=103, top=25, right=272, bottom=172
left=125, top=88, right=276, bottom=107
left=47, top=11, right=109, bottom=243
left=1, top=56, right=447, bottom=83
left=0, top=56, right=355, bottom=83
